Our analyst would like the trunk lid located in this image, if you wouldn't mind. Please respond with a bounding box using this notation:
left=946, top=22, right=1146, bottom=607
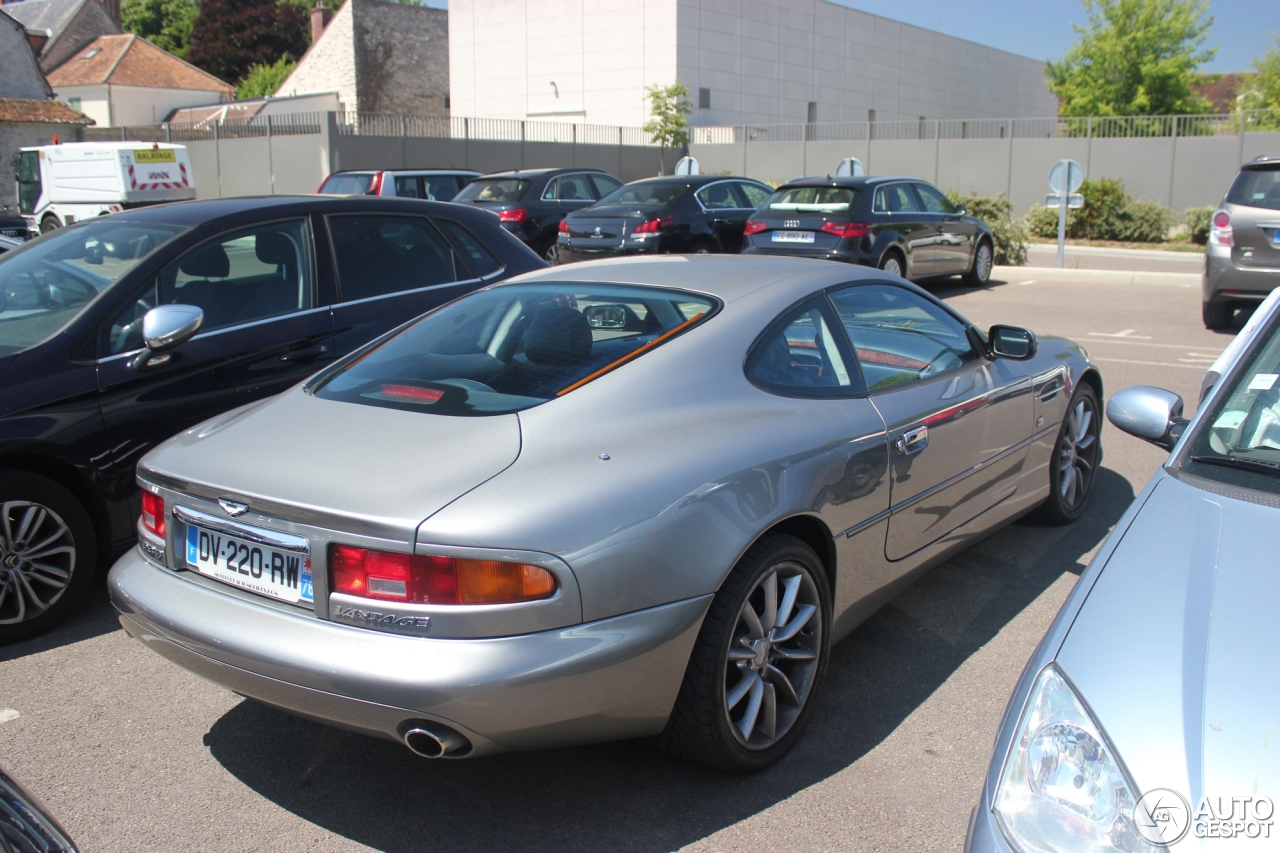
left=141, top=389, right=522, bottom=540
left=564, top=205, right=653, bottom=250
left=1228, top=202, right=1280, bottom=269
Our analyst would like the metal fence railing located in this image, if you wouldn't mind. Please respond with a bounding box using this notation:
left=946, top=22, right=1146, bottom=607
left=80, top=108, right=1280, bottom=148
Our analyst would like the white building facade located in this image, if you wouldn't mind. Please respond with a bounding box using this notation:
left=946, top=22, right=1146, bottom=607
left=449, top=0, right=1057, bottom=128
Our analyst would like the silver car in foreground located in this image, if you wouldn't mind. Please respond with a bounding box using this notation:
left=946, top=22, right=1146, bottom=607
left=967, top=293, right=1280, bottom=850
left=109, top=256, right=1102, bottom=771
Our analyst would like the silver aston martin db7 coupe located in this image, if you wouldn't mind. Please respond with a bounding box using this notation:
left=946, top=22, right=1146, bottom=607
left=108, top=256, right=1102, bottom=771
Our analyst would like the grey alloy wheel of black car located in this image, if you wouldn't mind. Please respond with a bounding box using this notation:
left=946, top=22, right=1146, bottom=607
left=0, top=471, right=97, bottom=643
left=657, top=533, right=830, bottom=772
left=541, top=237, right=560, bottom=265
left=878, top=250, right=904, bottom=279
left=964, top=240, right=994, bottom=285
left=1033, top=383, right=1101, bottom=526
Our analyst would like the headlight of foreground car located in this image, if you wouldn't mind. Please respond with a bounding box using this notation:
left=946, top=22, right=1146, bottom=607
left=993, top=664, right=1155, bottom=853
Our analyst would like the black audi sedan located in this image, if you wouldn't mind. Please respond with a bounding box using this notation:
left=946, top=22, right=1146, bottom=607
left=741, top=176, right=995, bottom=285
left=451, top=168, right=624, bottom=263
left=0, top=195, right=542, bottom=641
left=555, top=175, right=774, bottom=264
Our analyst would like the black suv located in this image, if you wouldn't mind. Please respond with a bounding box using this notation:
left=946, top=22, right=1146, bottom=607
left=452, top=168, right=624, bottom=263
left=741, top=176, right=995, bottom=285
left=0, top=195, right=542, bottom=641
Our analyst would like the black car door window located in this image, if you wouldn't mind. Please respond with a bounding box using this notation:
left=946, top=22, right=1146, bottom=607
left=828, top=284, right=977, bottom=391
left=697, top=182, right=739, bottom=210
left=589, top=174, right=622, bottom=198
left=436, top=219, right=503, bottom=278
left=107, top=219, right=313, bottom=354
left=327, top=214, right=460, bottom=302
left=746, top=298, right=864, bottom=398
left=558, top=174, right=593, bottom=202
left=914, top=184, right=955, bottom=214
left=735, top=182, right=771, bottom=209
left=879, top=184, right=923, bottom=214
left=541, top=179, right=559, bottom=201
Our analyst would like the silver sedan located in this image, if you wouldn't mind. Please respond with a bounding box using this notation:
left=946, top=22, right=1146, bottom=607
left=108, top=256, right=1102, bottom=771
left=967, top=292, right=1280, bottom=849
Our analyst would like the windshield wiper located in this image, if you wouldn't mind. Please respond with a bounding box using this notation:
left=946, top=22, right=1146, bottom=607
left=1190, top=454, right=1280, bottom=477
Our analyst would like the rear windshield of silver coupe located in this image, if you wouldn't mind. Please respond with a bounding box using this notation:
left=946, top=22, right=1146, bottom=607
left=319, top=173, right=376, bottom=195
left=1227, top=165, right=1280, bottom=210
left=453, top=179, right=531, bottom=203
left=314, top=283, right=717, bottom=415
left=765, top=187, right=859, bottom=213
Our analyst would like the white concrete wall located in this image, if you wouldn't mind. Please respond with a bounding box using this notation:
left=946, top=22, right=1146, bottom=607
left=54, top=84, right=230, bottom=127
left=449, top=0, right=1056, bottom=128
left=278, top=0, right=358, bottom=110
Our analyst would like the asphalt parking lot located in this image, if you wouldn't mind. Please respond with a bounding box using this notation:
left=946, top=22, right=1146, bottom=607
left=0, top=259, right=1234, bottom=853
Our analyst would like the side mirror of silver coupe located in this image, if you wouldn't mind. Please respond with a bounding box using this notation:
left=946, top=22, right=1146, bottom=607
left=1106, top=385, right=1190, bottom=450
left=988, top=325, right=1037, bottom=360
left=131, top=304, right=203, bottom=371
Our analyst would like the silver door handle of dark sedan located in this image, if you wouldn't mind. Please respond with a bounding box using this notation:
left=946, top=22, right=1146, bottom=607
left=895, top=425, right=928, bottom=455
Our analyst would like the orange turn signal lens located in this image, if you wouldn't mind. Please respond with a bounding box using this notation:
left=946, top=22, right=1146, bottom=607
left=457, top=559, right=556, bottom=604
left=329, top=544, right=556, bottom=605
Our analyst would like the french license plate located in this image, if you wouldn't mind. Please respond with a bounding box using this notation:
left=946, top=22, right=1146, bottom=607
left=186, top=525, right=313, bottom=604
left=772, top=231, right=815, bottom=243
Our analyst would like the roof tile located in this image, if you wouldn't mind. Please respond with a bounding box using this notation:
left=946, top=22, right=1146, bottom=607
left=0, top=97, right=92, bottom=124
left=47, top=33, right=234, bottom=93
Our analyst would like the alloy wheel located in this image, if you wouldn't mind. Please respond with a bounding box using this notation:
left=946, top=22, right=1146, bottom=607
left=543, top=242, right=560, bottom=265
left=0, top=501, right=76, bottom=625
left=723, top=561, right=823, bottom=750
left=975, top=243, right=993, bottom=282
left=882, top=256, right=903, bottom=277
left=1057, top=395, right=1098, bottom=511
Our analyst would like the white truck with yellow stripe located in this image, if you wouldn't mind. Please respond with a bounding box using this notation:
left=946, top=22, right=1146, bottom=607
left=15, top=141, right=196, bottom=234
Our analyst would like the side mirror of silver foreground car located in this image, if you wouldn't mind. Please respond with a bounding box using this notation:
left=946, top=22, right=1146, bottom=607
left=1106, top=385, right=1190, bottom=450
left=988, top=325, right=1037, bottom=359
left=131, top=304, right=204, bottom=372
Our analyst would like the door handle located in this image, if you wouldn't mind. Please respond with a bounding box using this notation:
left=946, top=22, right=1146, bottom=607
left=280, top=343, right=328, bottom=363
left=895, top=425, right=929, bottom=455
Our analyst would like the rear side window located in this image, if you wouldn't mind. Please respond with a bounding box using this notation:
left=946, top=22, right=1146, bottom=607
left=736, top=182, right=771, bottom=208
left=873, top=184, right=923, bottom=213
left=437, top=220, right=503, bottom=278
left=455, top=178, right=530, bottom=203
left=1227, top=166, right=1280, bottom=211
left=313, top=283, right=717, bottom=416
left=589, top=174, right=622, bottom=197
left=319, top=173, right=375, bottom=195
left=328, top=214, right=459, bottom=302
left=697, top=182, right=740, bottom=210
left=557, top=174, right=594, bottom=201
left=423, top=175, right=462, bottom=200
left=746, top=298, right=863, bottom=398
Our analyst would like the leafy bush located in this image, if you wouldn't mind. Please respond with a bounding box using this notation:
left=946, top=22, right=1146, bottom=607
left=237, top=56, right=296, bottom=100
left=946, top=191, right=1028, bottom=266
left=1185, top=206, right=1214, bottom=244
left=1113, top=200, right=1175, bottom=242
left=1024, top=178, right=1174, bottom=243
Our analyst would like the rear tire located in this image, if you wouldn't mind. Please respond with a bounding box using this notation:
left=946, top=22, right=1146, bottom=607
left=0, top=471, right=98, bottom=644
left=1032, top=384, right=1101, bottom=526
left=878, top=250, right=905, bottom=279
left=689, top=239, right=717, bottom=255
left=539, top=236, right=560, bottom=265
left=963, top=240, right=993, bottom=285
left=1203, top=300, right=1233, bottom=330
left=40, top=215, right=60, bottom=235
left=656, top=533, right=830, bottom=772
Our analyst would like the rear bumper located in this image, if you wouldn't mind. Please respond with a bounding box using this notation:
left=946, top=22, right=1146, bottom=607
left=1203, top=251, right=1280, bottom=302
left=741, top=245, right=870, bottom=264
left=109, top=549, right=710, bottom=757
left=556, top=241, right=663, bottom=264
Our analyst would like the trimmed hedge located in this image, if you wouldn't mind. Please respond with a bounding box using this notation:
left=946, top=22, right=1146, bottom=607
left=945, top=191, right=1028, bottom=266
left=1185, top=206, right=1214, bottom=245
left=1024, top=177, right=1174, bottom=243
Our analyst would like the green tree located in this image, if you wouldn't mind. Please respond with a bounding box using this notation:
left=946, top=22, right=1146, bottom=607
left=187, top=0, right=309, bottom=86
left=121, top=0, right=198, bottom=58
left=237, top=56, right=296, bottom=99
left=643, top=82, right=690, bottom=175
left=1047, top=0, right=1216, bottom=116
left=1242, top=35, right=1280, bottom=113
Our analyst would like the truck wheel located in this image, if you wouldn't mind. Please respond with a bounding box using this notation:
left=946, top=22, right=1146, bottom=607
left=40, top=215, right=60, bottom=234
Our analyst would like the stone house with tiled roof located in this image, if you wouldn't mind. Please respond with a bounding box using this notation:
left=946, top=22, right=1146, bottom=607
left=0, top=7, right=92, bottom=213
left=47, top=33, right=233, bottom=127
left=0, top=0, right=121, bottom=73
left=277, top=0, right=448, bottom=115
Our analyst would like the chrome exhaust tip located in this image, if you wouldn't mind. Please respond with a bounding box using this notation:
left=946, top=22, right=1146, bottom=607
left=400, top=721, right=470, bottom=758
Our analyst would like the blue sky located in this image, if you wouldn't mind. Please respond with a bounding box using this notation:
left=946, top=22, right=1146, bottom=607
left=426, top=1, right=1275, bottom=73
left=828, top=0, right=1274, bottom=72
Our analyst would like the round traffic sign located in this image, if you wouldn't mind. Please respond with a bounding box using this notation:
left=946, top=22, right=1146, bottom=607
left=1049, top=159, right=1084, bottom=193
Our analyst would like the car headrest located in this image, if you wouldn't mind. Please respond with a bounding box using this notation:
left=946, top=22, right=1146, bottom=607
left=255, top=232, right=296, bottom=266
left=178, top=243, right=229, bottom=278
left=525, top=306, right=592, bottom=366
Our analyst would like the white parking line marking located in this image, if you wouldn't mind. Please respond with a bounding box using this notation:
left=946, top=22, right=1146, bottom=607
left=1093, top=356, right=1205, bottom=370
left=1018, top=280, right=1036, bottom=286
left=1081, top=338, right=1225, bottom=352
left=1089, top=329, right=1153, bottom=339
left=0, top=709, right=19, bottom=723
